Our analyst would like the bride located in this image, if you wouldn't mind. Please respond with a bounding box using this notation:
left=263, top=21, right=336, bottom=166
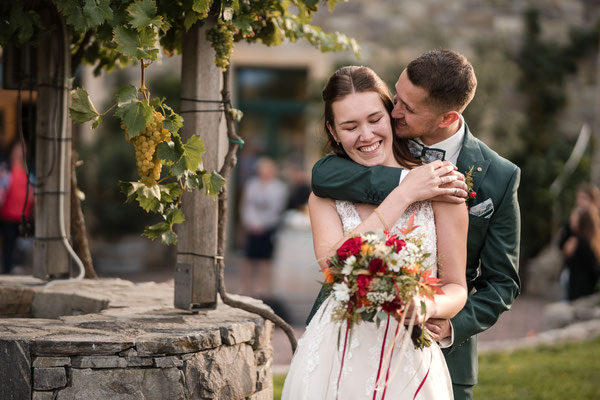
left=282, top=66, right=468, bottom=399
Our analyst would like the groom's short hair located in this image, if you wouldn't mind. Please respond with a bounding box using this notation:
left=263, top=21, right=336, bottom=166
left=406, top=49, right=477, bottom=113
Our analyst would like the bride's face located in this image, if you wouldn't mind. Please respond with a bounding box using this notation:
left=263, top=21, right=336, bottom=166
left=328, top=91, right=396, bottom=168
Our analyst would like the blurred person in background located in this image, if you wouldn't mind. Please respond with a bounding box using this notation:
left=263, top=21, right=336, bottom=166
left=239, top=157, right=288, bottom=298
left=284, top=162, right=311, bottom=212
left=558, top=183, right=600, bottom=299
left=0, top=141, right=34, bottom=274
left=561, top=205, right=600, bottom=300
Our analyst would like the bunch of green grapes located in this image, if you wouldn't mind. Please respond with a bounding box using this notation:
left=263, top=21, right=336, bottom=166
left=125, top=111, right=171, bottom=187
left=206, top=19, right=234, bottom=70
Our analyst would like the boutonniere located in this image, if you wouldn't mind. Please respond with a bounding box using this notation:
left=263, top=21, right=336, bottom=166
left=465, top=166, right=477, bottom=202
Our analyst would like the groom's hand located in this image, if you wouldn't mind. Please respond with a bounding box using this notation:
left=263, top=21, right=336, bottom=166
left=425, top=318, right=452, bottom=341
left=431, top=169, right=468, bottom=204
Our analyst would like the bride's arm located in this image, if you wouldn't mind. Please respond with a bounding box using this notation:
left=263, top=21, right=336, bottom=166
left=309, top=193, right=408, bottom=269
left=309, top=161, right=464, bottom=268
left=429, top=201, right=468, bottom=319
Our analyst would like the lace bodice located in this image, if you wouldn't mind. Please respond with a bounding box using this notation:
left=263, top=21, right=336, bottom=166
left=335, top=200, right=438, bottom=273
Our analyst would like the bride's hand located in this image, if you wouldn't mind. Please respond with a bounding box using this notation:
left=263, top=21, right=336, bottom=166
left=397, top=161, right=466, bottom=203
left=401, top=296, right=437, bottom=326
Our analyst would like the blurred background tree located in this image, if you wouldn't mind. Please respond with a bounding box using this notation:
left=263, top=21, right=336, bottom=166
left=510, top=8, right=599, bottom=268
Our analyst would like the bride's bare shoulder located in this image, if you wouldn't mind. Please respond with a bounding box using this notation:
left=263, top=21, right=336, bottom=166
left=308, top=192, right=336, bottom=210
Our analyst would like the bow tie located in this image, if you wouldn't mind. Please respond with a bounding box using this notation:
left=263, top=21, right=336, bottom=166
left=407, top=139, right=446, bottom=163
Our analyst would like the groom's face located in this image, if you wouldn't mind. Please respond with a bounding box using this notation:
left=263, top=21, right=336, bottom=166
left=391, top=70, right=441, bottom=145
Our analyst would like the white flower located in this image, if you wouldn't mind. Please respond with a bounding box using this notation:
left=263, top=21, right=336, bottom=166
left=342, top=256, right=356, bottom=276
left=363, top=233, right=379, bottom=243
left=386, top=252, right=403, bottom=272
left=373, top=243, right=390, bottom=259
left=333, top=282, right=350, bottom=302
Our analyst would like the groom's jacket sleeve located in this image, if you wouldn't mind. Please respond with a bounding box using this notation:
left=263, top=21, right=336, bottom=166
left=311, top=155, right=402, bottom=204
left=445, top=165, right=521, bottom=354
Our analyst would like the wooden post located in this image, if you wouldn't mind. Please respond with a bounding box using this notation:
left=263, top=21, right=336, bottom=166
left=174, top=19, right=223, bottom=310
left=33, top=10, right=71, bottom=279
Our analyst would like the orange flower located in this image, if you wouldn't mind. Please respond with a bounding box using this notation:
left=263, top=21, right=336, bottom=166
left=401, top=264, right=420, bottom=275
left=360, top=243, right=373, bottom=256
left=321, top=267, right=335, bottom=284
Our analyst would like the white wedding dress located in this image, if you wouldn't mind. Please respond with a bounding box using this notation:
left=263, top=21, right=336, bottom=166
left=282, top=200, right=453, bottom=400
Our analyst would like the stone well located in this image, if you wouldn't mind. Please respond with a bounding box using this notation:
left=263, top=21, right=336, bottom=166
left=0, top=276, right=274, bottom=400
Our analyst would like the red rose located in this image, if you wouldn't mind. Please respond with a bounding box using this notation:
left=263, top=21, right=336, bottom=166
left=368, top=258, right=386, bottom=274
left=469, top=191, right=477, bottom=198
left=357, top=275, right=373, bottom=297
left=386, top=234, right=406, bottom=252
left=381, top=297, right=402, bottom=314
left=337, top=237, right=363, bottom=260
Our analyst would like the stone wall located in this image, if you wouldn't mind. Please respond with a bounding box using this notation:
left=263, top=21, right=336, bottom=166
left=0, top=277, right=274, bottom=400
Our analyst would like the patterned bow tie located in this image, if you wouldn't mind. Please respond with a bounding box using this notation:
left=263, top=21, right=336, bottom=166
left=407, top=139, right=446, bottom=163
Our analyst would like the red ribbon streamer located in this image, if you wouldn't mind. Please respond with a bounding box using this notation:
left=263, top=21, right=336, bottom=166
left=373, top=315, right=391, bottom=400
left=413, top=349, right=433, bottom=400
left=381, top=320, right=401, bottom=400
left=336, top=320, right=351, bottom=400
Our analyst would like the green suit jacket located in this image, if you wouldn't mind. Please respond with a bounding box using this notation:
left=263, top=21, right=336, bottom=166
left=306, top=125, right=521, bottom=386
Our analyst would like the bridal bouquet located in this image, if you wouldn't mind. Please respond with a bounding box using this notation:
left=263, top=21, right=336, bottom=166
left=321, top=213, right=443, bottom=349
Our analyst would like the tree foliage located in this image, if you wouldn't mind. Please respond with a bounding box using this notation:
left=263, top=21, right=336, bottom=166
left=0, top=0, right=359, bottom=244
left=510, top=8, right=599, bottom=262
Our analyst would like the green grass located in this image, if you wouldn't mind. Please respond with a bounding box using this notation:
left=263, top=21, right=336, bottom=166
left=273, top=338, right=600, bottom=400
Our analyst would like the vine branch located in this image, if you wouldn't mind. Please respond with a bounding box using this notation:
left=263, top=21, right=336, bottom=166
left=216, top=65, right=297, bottom=354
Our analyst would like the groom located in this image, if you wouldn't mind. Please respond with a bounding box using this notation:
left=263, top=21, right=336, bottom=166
left=306, top=49, right=521, bottom=400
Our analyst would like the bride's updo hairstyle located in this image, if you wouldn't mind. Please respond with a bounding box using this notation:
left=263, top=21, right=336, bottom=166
left=322, top=66, right=418, bottom=168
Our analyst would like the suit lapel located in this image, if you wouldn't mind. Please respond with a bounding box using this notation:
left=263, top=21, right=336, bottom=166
left=457, top=124, right=489, bottom=195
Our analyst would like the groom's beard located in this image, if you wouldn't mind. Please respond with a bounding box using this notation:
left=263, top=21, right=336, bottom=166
left=393, top=119, right=437, bottom=141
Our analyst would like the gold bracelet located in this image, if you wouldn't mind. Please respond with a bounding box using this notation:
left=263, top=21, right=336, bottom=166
left=374, top=208, right=391, bottom=232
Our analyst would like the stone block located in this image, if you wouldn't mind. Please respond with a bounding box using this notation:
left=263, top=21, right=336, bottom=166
left=33, top=367, right=67, bottom=390
left=0, top=340, right=31, bottom=400
left=125, top=356, right=153, bottom=367
left=32, top=292, right=109, bottom=319
left=33, top=391, right=55, bottom=400
left=220, top=321, right=256, bottom=346
left=255, top=363, right=272, bottom=392
left=57, top=368, right=186, bottom=400
left=136, top=329, right=222, bottom=355
left=253, top=320, right=273, bottom=350
left=0, top=286, right=34, bottom=316
left=33, top=357, right=71, bottom=368
left=254, top=348, right=273, bottom=366
left=118, top=348, right=137, bottom=357
left=154, top=356, right=184, bottom=368
left=32, top=339, right=134, bottom=356
left=542, top=302, right=575, bottom=330
left=247, top=385, right=273, bottom=400
left=71, top=356, right=127, bottom=369
left=184, top=344, right=256, bottom=399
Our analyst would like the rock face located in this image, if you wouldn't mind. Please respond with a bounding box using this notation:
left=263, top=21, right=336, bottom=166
left=0, top=278, right=274, bottom=400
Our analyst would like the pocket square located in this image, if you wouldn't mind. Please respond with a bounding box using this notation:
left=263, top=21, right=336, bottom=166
left=469, top=198, right=494, bottom=218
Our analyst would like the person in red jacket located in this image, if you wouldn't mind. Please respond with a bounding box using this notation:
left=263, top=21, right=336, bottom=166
left=0, top=142, right=34, bottom=274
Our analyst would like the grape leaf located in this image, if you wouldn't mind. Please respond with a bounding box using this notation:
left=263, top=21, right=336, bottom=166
left=69, top=88, right=101, bottom=126
left=116, top=85, right=139, bottom=106
left=9, top=5, right=40, bottom=43
left=172, top=135, right=205, bottom=177
left=156, top=142, right=179, bottom=162
left=83, top=0, right=113, bottom=28
left=166, top=208, right=185, bottom=225
left=184, top=10, right=201, bottom=31
left=114, top=25, right=158, bottom=61
left=161, top=105, right=183, bottom=133
left=203, top=171, right=225, bottom=198
left=115, top=100, right=153, bottom=138
left=128, top=0, right=164, bottom=31
left=188, top=170, right=206, bottom=190
left=192, top=0, right=212, bottom=17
